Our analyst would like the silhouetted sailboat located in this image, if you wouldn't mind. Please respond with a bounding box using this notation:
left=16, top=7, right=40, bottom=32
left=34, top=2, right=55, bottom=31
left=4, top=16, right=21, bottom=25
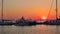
left=0, top=0, right=14, bottom=25
left=0, top=0, right=36, bottom=26
left=0, top=0, right=4, bottom=25
left=45, top=0, right=60, bottom=25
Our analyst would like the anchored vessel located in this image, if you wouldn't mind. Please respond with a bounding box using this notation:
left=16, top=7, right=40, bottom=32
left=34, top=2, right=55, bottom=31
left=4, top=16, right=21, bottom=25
left=0, top=0, right=14, bottom=25
left=14, top=17, right=36, bottom=26
left=44, top=0, right=60, bottom=25
left=0, top=0, right=37, bottom=26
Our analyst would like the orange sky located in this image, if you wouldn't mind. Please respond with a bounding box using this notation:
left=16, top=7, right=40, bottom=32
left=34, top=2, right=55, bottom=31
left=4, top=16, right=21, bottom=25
left=0, top=0, right=60, bottom=20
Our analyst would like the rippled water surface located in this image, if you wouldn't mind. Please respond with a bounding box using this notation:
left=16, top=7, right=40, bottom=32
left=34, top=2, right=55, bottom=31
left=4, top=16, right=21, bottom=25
left=0, top=25, right=60, bottom=34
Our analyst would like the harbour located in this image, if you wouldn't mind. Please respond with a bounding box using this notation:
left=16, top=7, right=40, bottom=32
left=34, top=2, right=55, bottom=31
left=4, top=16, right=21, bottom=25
left=0, top=0, right=60, bottom=34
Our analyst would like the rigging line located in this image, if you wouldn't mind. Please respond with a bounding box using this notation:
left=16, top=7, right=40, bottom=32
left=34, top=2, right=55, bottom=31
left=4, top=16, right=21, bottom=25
left=46, top=0, right=54, bottom=20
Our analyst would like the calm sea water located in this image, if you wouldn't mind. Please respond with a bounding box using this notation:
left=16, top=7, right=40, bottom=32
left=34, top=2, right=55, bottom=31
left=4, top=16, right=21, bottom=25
left=0, top=25, right=60, bottom=34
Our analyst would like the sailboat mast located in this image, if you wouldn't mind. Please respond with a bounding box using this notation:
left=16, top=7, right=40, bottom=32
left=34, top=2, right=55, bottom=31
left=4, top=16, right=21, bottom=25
left=56, top=0, right=58, bottom=20
left=1, top=0, right=3, bottom=21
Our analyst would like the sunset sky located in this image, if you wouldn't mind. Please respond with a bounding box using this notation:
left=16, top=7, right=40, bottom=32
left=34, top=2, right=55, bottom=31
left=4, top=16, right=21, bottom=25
left=0, top=0, right=60, bottom=20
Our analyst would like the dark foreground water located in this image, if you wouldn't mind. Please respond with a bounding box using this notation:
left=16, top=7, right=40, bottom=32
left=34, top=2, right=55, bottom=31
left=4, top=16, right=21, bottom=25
left=0, top=25, right=60, bottom=34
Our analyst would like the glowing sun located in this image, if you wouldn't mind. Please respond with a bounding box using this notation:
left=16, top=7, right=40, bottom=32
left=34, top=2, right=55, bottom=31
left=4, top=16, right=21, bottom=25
left=42, top=16, right=46, bottom=20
